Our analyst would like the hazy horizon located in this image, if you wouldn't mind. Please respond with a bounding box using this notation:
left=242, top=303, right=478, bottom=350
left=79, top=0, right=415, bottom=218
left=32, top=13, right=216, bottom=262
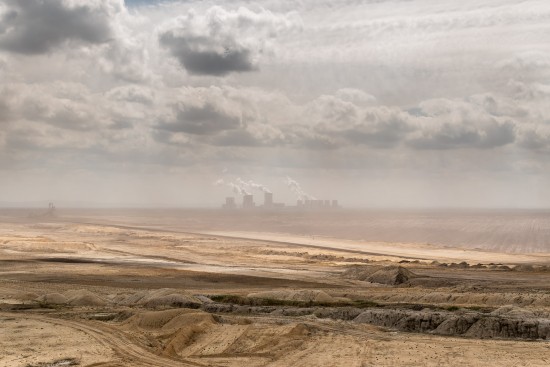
left=3, top=202, right=550, bottom=210
left=1, top=0, right=550, bottom=208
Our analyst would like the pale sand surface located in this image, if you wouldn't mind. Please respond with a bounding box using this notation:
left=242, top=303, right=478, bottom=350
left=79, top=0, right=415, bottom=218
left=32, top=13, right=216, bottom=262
left=1, top=212, right=550, bottom=366
left=49, top=208, right=550, bottom=253
left=0, top=315, right=113, bottom=367
left=201, top=230, right=550, bottom=264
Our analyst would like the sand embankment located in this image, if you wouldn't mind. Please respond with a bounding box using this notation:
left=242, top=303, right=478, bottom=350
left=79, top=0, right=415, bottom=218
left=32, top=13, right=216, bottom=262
left=197, top=231, right=550, bottom=265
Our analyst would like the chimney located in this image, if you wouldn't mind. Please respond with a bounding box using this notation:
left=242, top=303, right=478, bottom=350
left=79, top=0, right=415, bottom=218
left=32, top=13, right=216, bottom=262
left=264, top=192, right=273, bottom=207
left=243, top=194, right=255, bottom=209
left=223, top=197, right=236, bottom=209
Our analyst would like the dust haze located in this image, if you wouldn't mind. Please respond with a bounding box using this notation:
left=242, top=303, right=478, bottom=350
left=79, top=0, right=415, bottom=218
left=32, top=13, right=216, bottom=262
left=2, top=207, right=550, bottom=366
left=2, top=0, right=550, bottom=366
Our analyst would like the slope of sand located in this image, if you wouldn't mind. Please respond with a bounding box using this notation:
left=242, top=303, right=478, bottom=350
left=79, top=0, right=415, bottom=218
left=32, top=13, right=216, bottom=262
left=0, top=315, right=113, bottom=367
left=201, top=230, right=550, bottom=264
left=1, top=214, right=550, bottom=366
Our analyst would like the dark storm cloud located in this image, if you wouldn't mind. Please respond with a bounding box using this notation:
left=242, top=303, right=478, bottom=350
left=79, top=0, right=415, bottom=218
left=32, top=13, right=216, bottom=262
left=159, top=33, right=256, bottom=76
left=0, top=98, right=12, bottom=123
left=518, top=129, right=550, bottom=151
left=158, top=6, right=296, bottom=76
left=0, top=0, right=119, bottom=54
left=158, top=103, right=242, bottom=135
left=405, top=98, right=518, bottom=150
left=303, top=96, right=413, bottom=149
left=296, top=93, right=527, bottom=151
left=407, top=119, right=516, bottom=150
left=21, top=95, right=98, bottom=131
left=342, top=111, right=414, bottom=149
left=212, top=129, right=262, bottom=147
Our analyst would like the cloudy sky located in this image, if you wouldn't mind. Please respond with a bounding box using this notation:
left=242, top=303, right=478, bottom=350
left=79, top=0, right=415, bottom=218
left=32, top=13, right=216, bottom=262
left=1, top=0, right=550, bottom=207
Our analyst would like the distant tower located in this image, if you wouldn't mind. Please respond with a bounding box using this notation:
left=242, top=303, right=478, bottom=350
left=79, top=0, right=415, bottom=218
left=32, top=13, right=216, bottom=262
left=331, top=200, right=338, bottom=208
left=264, top=192, right=273, bottom=207
left=243, top=194, right=255, bottom=209
left=223, top=197, right=236, bottom=209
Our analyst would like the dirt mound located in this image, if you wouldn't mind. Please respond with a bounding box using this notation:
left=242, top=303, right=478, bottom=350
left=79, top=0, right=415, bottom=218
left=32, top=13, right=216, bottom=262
left=247, top=290, right=336, bottom=303
left=448, top=262, right=470, bottom=269
left=490, top=305, right=537, bottom=318
left=286, top=323, right=311, bottom=336
left=354, top=308, right=550, bottom=340
left=123, top=309, right=217, bottom=357
left=65, top=290, right=107, bottom=306
left=361, top=290, right=550, bottom=308
left=367, top=266, right=416, bottom=285
left=343, top=265, right=416, bottom=285
left=144, top=294, right=201, bottom=309
left=342, top=265, right=379, bottom=279
left=125, top=309, right=214, bottom=330
left=513, top=264, right=536, bottom=272
left=9, top=291, right=39, bottom=301
left=113, top=288, right=202, bottom=309
left=37, top=293, right=67, bottom=305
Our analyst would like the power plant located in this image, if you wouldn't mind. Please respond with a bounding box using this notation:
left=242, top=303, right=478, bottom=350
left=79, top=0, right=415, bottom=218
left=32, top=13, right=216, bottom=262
left=297, top=199, right=338, bottom=209
left=222, top=197, right=237, bottom=209
left=242, top=194, right=255, bottom=209
left=218, top=177, right=339, bottom=210
left=222, top=192, right=339, bottom=210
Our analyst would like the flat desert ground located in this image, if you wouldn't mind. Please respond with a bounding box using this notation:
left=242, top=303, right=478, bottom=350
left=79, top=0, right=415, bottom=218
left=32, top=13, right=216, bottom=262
left=1, top=209, right=550, bottom=367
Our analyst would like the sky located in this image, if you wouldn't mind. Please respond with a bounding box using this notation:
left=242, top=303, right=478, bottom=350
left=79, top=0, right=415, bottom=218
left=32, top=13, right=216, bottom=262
left=1, top=0, right=550, bottom=208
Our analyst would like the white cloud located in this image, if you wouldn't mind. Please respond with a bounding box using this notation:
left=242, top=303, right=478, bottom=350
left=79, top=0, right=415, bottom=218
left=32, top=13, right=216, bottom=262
left=0, top=0, right=124, bottom=54
left=2, top=0, right=550, bottom=206
left=157, top=6, right=299, bottom=76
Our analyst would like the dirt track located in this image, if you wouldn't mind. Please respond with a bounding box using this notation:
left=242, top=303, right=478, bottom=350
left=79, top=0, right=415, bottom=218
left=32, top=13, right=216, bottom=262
left=1, top=312, right=189, bottom=367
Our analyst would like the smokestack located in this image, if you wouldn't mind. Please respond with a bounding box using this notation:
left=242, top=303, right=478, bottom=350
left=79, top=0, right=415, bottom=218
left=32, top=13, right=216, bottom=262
left=222, top=197, right=236, bottom=209
left=264, top=192, right=273, bottom=207
left=243, top=194, right=255, bottom=209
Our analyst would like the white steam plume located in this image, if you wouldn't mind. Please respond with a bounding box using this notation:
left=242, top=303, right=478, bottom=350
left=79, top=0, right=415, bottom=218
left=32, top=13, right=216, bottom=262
left=215, top=177, right=272, bottom=196
left=235, top=178, right=272, bottom=194
left=214, top=178, right=250, bottom=196
left=285, top=176, right=315, bottom=200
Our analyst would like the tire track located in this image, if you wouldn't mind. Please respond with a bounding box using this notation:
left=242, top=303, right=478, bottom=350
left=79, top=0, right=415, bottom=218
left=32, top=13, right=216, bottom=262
left=2, top=312, right=196, bottom=367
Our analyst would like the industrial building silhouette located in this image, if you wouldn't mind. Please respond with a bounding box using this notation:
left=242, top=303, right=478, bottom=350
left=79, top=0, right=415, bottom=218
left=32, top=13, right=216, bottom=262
left=223, top=193, right=338, bottom=210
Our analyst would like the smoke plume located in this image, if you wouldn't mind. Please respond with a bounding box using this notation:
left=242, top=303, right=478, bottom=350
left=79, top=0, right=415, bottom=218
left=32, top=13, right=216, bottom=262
left=235, top=178, right=272, bottom=194
left=215, top=177, right=271, bottom=196
left=214, top=178, right=250, bottom=196
left=285, top=176, right=315, bottom=200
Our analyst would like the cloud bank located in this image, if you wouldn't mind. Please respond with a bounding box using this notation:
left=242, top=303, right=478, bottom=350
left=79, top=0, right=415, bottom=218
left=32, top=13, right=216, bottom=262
left=1, top=0, right=550, bottom=207
left=158, top=6, right=297, bottom=76
left=0, top=0, right=122, bottom=54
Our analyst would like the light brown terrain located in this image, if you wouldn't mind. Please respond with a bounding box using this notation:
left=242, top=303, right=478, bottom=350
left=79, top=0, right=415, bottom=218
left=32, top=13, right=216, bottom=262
left=1, top=209, right=550, bottom=367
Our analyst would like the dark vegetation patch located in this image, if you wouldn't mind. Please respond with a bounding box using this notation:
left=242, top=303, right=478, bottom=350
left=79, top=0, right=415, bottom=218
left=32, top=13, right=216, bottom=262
left=26, top=357, right=79, bottom=367
left=209, top=294, right=353, bottom=308
left=207, top=294, right=466, bottom=312
left=39, top=258, right=98, bottom=264
left=204, top=294, right=505, bottom=324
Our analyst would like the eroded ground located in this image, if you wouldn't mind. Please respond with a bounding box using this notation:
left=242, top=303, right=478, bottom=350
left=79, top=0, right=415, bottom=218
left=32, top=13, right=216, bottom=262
left=1, top=212, right=550, bottom=366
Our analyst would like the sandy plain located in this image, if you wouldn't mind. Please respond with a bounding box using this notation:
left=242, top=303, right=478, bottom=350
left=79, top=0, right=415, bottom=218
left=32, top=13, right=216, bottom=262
left=1, top=208, right=550, bottom=366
